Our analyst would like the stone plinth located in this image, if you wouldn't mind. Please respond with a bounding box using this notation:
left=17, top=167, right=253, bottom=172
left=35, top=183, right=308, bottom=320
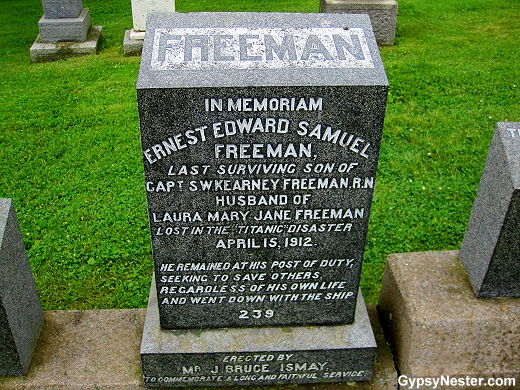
left=378, top=250, right=520, bottom=381
left=320, top=0, right=398, bottom=46
left=141, top=277, right=378, bottom=387
left=0, top=307, right=396, bottom=389
left=38, top=7, right=91, bottom=43
left=123, top=29, right=144, bottom=56
left=30, top=25, right=103, bottom=63
left=0, top=199, right=43, bottom=376
left=459, top=123, right=520, bottom=298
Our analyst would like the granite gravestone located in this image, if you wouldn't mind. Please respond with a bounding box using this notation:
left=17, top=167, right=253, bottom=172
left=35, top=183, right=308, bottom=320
left=0, top=199, right=43, bottom=376
left=459, top=122, right=520, bottom=298
left=30, top=0, right=103, bottom=63
left=138, top=12, right=386, bottom=386
left=320, top=0, right=398, bottom=46
left=42, top=0, right=83, bottom=19
left=137, top=12, right=387, bottom=330
left=38, top=0, right=91, bottom=43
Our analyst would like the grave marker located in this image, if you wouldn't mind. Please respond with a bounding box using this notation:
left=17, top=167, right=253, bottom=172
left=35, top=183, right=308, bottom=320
left=123, top=0, right=176, bottom=56
left=137, top=12, right=387, bottom=330
left=0, top=199, right=43, bottom=376
left=459, top=122, right=520, bottom=297
left=30, top=0, right=102, bottom=63
left=137, top=12, right=387, bottom=386
left=42, top=0, right=83, bottom=19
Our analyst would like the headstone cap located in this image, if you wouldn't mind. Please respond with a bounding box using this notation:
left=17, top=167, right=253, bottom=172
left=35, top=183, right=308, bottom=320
left=496, top=122, right=520, bottom=189
left=137, top=12, right=387, bottom=88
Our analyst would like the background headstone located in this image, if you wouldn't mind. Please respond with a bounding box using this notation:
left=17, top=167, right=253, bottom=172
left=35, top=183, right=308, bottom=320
left=459, top=122, right=520, bottom=297
left=30, top=0, right=102, bottom=63
left=42, top=0, right=83, bottom=19
left=124, top=0, right=176, bottom=56
left=38, top=0, right=91, bottom=42
left=137, top=12, right=388, bottom=330
left=320, top=0, right=398, bottom=46
left=0, top=199, right=44, bottom=376
left=132, top=0, right=176, bottom=36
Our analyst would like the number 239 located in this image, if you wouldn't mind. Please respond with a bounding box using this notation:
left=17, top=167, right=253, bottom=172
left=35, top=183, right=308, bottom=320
left=239, top=310, right=274, bottom=319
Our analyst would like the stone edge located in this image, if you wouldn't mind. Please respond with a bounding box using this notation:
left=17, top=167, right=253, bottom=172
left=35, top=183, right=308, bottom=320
left=30, top=25, right=103, bottom=63
left=123, top=29, right=144, bottom=56
left=0, top=304, right=396, bottom=388
left=378, top=250, right=520, bottom=381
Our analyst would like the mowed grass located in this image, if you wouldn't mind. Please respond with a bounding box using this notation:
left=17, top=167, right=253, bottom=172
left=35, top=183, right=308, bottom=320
left=0, top=0, right=518, bottom=308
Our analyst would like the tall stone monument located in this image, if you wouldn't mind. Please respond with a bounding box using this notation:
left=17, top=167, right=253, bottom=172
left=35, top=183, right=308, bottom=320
left=459, top=122, right=520, bottom=297
left=0, top=199, right=44, bottom=376
left=123, top=0, right=176, bottom=56
left=137, top=12, right=388, bottom=387
left=30, top=0, right=103, bottom=63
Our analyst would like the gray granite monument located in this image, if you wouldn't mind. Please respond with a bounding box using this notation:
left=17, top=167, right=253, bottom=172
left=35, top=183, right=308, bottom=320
left=320, top=0, right=398, bottom=46
left=459, top=122, right=520, bottom=297
left=0, top=199, right=43, bottom=376
left=42, top=0, right=83, bottom=19
left=30, top=0, right=102, bottom=63
left=137, top=12, right=387, bottom=386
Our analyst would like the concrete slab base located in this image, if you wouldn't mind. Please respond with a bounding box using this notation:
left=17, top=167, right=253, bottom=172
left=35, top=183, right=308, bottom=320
left=378, top=250, right=520, bottom=383
left=0, top=309, right=144, bottom=389
left=0, top=304, right=396, bottom=389
left=30, top=25, right=102, bottom=63
left=123, top=29, right=144, bottom=56
left=320, top=0, right=398, bottom=46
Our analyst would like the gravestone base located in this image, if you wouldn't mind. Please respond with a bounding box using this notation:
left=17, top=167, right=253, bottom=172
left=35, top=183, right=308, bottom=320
left=0, top=306, right=396, bottom=389
left=129, top=29, right=145, bottom=40
left=30, top=25, right=102, bottom=63
left=320, top=0, right=398, bottom=46
left=38, top=8, right=92, bottom=43
left=123, top=29, right=143, bottom=56
left=378, top=250, right=520, bottom=382
left=141, top=278, right=377, bottom=387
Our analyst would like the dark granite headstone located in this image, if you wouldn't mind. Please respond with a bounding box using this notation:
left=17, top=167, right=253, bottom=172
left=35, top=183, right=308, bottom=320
left=459, top=122, right=520, bottom=298
left=0, top=199, right=44, bottom=376
left=137, top=12, right=388, bottom=330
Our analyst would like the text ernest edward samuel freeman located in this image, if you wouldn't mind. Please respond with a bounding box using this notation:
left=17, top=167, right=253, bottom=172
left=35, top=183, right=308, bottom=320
left=142, top=96, right=372, bottom=165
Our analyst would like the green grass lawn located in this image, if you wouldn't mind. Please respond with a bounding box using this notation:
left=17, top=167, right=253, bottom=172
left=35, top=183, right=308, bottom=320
left=0, top=0, right=518, bottom=309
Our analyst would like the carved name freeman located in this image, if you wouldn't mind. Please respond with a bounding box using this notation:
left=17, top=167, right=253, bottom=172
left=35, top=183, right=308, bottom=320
left=151, top=27, right=374, bottom=70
